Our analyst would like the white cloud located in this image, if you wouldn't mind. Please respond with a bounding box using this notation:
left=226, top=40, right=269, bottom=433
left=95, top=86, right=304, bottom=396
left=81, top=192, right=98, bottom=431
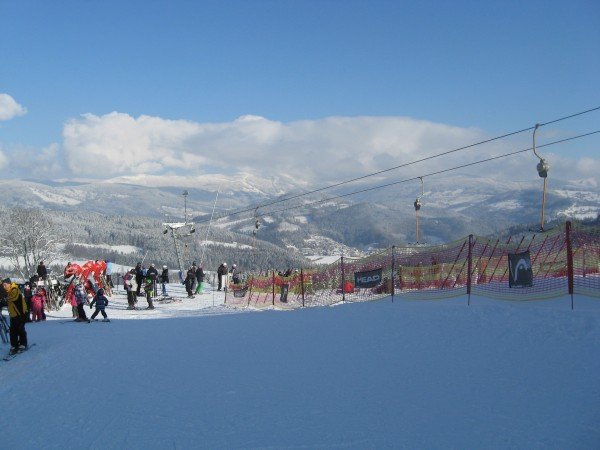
left=0, top=94, right=27, bottom=120
left=57, top=111, right=599, bottom=191
left=7, top=143, right=63, bottom=178
left=62, top=112, right=485, bottom=181
left=0, top=149, right=8, bottom=169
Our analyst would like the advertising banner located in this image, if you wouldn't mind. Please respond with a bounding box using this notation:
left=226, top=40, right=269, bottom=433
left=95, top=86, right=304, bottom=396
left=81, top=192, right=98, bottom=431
left=508, top=251, right=533, bottom=288
left=354, top=268, right=383, bottom=288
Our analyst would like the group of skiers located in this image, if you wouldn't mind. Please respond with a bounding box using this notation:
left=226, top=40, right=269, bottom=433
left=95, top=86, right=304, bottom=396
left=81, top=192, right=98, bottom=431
left=1, top=259, right=241, bottom=356
left=122, top=262, right=165, bottom=309
left=0, top=275, right=111, bottom=355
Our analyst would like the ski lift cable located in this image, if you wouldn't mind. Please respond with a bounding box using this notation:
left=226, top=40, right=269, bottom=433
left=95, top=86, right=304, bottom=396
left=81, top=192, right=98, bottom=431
left=194, top=107, right=600, bottom=225
left=248, top=129, right=600, bottom=219
left=199, top=187, right=220, bottom=265
left=251, top=106, right=600, bottom=211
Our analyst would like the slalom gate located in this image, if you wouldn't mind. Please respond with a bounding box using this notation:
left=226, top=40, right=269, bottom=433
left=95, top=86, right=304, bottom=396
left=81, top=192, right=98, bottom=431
left=223, top=221, right=599, bottom=309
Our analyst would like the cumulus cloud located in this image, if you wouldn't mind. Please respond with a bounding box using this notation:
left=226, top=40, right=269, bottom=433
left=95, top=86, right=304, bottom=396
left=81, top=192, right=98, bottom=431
left=5, top=143, right=64, bottom=178
left=59, top=111, right=599, bottom=191
left=0, top=94, right=27, bottom=121
left=0, top=148, right=8, bottom=169
left=62, top=112, right=487, bottom=182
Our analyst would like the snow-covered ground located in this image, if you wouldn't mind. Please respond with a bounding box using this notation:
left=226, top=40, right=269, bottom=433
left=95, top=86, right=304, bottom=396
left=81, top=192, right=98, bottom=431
left=1, top=282, right=599, bottom=449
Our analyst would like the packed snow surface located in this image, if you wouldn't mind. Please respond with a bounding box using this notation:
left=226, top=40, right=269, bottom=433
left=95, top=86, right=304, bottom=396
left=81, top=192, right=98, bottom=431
left=2, top=282, right=599, bottom=449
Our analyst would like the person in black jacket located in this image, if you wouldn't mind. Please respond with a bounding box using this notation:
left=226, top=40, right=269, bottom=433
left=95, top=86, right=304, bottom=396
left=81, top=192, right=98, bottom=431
left=184, top=267, right=196, bottom=298
left=37, top=261, right=48, bottom=280
left=146, top=263, right=159, bottom=297
left=159, top=265, right=169, bottom=297
left=217, top=263, right=228, bottom=291
left=134, top=262, right=143, bottom=296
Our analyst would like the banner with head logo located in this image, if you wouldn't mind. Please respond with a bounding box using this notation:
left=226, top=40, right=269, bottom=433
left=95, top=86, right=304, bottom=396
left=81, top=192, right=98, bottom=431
left=508, top=251, right=533, bottom=288
left=233, top=287, right=248, bottom=298
left=354, top=268, right=383, bottom=288
left=280, top=283, right=289, bottom=303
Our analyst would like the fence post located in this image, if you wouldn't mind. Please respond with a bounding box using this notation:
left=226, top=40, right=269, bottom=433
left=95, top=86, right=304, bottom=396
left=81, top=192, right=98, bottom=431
left=341, top=255, right=346, bottom=303
left=566, top=221, right=574, bottom=310
left=467, top=234, right=473, bottom=306
left=301, top=268, right=305, bottom=307
left=272, top=270, right=276, bottom=307
left=391, top=246, right=396, bottom=303
left=247, top=274, right=253, bottom=307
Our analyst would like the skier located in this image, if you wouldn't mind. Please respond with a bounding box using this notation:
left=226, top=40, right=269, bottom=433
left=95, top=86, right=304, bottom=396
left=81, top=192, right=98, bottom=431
left=74, top=284, right=90, bottom=322
left=123, top=269, right=136, bottom=310
left=190, top=262, right=198, bottom=292
left=89, top=288, right=110, bottom=321
left=31, top=287, right=46, bottom=322
left=147, top=263, right=159, bottom=297
left=159, top=266, right=169, bottom=297
left=105, top=260, right=114, bottom=288
left=23, top=282, right=33, bottom=322
left=143, top=275, right=155, bottom=309
left=2, top=278, right=28, bottom=355
left=194, top=264, right=205, bottom=295
left=230, top=264, right=240, bottom=284
left=134, top=262, right=143, bottom=297
left=217, top=263, right=228, bottom=291
left=185, top=266, right=196, bottom=298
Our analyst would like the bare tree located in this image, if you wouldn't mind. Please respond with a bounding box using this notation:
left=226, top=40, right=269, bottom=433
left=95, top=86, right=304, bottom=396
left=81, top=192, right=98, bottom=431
left=0, top=207, right=66, bottom=279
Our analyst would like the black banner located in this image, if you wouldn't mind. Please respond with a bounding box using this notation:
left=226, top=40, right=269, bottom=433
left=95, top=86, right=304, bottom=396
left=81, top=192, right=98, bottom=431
left=280, top=283, right=289, bottom=303
left=354, top=268, right=383, bottom=288
left=233, top=287, right=248, bottom=298
left=508, top=251, right=533, bottom=288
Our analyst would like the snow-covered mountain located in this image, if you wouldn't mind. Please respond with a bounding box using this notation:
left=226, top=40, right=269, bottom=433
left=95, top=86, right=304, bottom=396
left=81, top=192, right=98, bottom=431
left=2, top=173, right=598, bottom=255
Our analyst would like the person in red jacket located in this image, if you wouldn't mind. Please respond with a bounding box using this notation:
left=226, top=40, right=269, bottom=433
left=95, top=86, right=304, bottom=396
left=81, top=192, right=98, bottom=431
left=31, top=287, right=47, bottom=322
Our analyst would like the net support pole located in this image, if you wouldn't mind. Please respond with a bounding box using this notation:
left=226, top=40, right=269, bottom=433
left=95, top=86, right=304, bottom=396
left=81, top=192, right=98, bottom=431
left=272, top=270, right=276, bottom=307
left=467, top=234, right=473, bottom=306
left=391, top=246, right=396, bottom=303
left=301, top=268, right=305, bottom=307
left=566, top=221, right=574, bottom=310
left=341, top=255, right=346, bottom=303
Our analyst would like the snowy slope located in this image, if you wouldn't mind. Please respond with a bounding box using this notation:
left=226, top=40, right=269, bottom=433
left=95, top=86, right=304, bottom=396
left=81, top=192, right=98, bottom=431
left=1, top=283, right=599, bottom=448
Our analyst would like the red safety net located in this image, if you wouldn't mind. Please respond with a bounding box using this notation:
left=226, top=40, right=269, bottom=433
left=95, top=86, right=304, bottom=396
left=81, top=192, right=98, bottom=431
left=223, top=221, right=599, bottom=308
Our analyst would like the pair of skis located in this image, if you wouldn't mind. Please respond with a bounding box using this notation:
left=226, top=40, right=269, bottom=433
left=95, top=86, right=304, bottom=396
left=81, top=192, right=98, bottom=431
left=3, top=343, right=36, bottom=362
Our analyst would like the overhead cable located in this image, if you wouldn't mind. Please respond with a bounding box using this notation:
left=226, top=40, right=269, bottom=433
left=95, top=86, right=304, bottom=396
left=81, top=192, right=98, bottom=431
left=196, top=129, right=599, bottom=223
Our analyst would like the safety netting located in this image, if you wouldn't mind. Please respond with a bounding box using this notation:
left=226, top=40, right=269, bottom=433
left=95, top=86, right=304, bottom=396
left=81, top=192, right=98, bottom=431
left=223, top=221, right=599, bottom=309
left=571, top=222, right=600, bottom=297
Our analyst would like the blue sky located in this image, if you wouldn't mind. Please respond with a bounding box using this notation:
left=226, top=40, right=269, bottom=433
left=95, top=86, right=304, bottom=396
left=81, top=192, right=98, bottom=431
left=0, top=0, right=598, bottom=187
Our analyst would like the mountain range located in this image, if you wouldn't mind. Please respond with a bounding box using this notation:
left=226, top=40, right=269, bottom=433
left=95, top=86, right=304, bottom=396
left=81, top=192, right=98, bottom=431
left=1, top=173, right=598, bottom=266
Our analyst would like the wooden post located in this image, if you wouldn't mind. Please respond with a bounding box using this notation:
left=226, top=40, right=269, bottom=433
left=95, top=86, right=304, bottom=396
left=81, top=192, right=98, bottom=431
left=301, top=268, right=305, bottom=307
left=341, top=255, right=346, bottom=303
left=566, top=221, right=574, bottom=310
left=467, top=235, right=473, bottom=306
left=391, top=246, right=396, bottom=303
left=272, top=270, right=276, bottom=307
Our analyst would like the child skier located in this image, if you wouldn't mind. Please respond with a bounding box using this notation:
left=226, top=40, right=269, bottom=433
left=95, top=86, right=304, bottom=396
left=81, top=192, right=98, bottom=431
left=31, top=287, right=46, bottom=322
left=74, top=284, right=90, bottom=322
left=89, top=288, right=110, bottom=321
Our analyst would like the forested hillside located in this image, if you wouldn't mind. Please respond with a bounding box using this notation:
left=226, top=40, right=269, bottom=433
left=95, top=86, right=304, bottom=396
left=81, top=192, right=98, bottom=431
left=0, top=208, right=309, bottom=277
